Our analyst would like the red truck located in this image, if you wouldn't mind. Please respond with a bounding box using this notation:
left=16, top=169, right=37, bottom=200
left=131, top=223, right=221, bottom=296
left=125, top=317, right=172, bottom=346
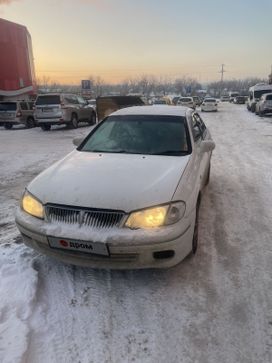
left=0, top=18, right=36, bottom=101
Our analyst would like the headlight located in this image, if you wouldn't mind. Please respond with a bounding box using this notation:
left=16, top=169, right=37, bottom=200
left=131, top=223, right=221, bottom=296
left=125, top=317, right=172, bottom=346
left=21, top=191, right=44, bottom=219
left=125, top=202, right=186, bottom=229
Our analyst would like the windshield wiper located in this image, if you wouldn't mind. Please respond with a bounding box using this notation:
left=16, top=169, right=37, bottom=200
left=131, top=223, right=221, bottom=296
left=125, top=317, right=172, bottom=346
left=150, top=150, right=189, bottom=156
left=90, top=149, right=129, bottom=154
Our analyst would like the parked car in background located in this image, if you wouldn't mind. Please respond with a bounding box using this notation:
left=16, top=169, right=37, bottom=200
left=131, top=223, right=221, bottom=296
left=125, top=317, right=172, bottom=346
left=220, top=95, right=230, bottom=102
left=171, top=96, right=181, bottom=105
left=96, top=95, right=145, bottom=122
left=192, top=96, right=201, bottom=107
left=229, top=92, right=240, bottom=103
left=34, top=93, right=96, bottom=131
left=0, top=101, right=35, bottom=129
left=247, top=83, right=272, bottom=112
left=153, top=97, right=172, bottom=105
left=177, top=97, right=195, bottom=109
left=255, top=93, right=272, bottom=116
left=16, top=105, right=215, bottom=269
left=233, top=96, right=246, bottom=104
left=201, top=98, right=218, bottom=112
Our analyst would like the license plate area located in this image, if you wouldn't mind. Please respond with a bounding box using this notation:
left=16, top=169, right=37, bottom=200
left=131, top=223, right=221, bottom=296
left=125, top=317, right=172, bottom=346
left=47, top=236, right=109, bottom=256
left=42, top=108, right=54, bottom=112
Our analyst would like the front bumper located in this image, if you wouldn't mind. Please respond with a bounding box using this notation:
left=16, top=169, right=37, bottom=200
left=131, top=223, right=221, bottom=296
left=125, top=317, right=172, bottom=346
left=15, top=208, right=195, bottom=269
left=0, top=117, right=22, bottom=125
left=201, top=106, right=217, bottom=112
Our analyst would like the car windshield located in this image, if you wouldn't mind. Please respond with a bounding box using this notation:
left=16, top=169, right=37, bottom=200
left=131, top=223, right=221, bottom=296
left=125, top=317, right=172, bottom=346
left=266, top=95, right=272, bottom=100
left=205, top=99, right=216, bottom=102
left=153, top=100, right=166, bottom=104
left=0, top=103, right=16, bottom=111
left=80, top=115, right=190, bottom=156
left=180, top=98, right=191, bottom=102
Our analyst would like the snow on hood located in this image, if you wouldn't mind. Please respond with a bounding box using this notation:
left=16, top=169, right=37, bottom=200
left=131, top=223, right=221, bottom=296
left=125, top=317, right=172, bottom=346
left=27, top=150, right=190, bottom=212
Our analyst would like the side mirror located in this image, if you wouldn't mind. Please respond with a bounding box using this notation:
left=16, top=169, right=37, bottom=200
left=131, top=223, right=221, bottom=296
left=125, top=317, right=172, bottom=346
left=200, top=140, right=215, bottom=153
left=73, top=137, right=84, bottom=146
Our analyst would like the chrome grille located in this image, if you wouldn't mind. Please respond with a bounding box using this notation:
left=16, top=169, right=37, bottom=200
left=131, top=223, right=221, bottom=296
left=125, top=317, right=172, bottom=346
left=46, top=205, right=124, bottom=229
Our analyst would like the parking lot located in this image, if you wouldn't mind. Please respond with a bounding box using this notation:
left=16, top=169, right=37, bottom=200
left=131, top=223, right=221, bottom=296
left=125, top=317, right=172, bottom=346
left=0, top=103, right=272, bottom=363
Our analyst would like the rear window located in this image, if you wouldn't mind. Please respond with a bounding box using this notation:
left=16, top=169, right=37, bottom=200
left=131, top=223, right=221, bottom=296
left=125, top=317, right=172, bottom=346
left=35, top=95, right=61, bottom=105
left=180, top=98, right=192, bottom=102
left=153, top=99, right=167, bottom=104
left=0, top=103, right=16, bottom=111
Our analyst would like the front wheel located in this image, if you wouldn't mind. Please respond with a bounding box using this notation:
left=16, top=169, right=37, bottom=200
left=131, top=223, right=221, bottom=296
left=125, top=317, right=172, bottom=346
left=41, top=124, right=51, bottom=131
left=4, top=123, right=12, bottom=130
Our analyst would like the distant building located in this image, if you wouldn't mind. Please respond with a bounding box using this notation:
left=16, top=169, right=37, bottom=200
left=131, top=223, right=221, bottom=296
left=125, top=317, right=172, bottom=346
left=0, top=18, right=36, bottom=100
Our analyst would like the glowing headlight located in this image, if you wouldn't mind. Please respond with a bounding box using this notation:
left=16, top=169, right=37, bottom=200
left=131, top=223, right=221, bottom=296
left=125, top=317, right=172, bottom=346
left=125, top=202, right=186, bottom=229
left=22, top=191, right=44, bottom=219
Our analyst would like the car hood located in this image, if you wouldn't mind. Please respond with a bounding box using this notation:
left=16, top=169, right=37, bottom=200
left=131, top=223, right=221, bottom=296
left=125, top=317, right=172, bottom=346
left=28, top=151, right=190, bottom=212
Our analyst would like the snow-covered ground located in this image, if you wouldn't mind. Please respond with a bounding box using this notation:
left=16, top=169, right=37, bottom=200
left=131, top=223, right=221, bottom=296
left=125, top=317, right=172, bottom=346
left=0, top=105, right=272, bottom=363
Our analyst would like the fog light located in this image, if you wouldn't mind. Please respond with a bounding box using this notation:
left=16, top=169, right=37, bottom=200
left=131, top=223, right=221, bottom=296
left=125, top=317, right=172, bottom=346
left=153, top=250, right=175, bottom=260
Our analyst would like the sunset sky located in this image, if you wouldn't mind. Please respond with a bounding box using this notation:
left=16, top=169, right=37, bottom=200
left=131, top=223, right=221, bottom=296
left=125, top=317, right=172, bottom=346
left=0, top=0, right=271, bottom=84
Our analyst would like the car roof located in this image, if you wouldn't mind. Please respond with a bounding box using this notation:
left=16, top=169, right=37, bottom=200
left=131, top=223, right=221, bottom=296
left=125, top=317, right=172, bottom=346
left=111, top=105, right=190, bottom=117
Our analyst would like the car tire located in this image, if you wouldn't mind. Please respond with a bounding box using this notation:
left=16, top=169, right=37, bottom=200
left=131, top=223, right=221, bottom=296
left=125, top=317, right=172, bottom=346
left=88, top=112, right=96, bottom=125
left=4, top=123, right=12, bottom=130
left=41, top=124, right=51, bottom=131
left=26, top=117, right=35, bottom=128
left=192, top=198, right=200, bottom=255
left=70, top=114, right=78, bottom=129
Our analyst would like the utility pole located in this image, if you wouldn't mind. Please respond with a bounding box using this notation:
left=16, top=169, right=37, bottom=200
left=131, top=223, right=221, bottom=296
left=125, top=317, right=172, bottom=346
left=219, top=64, right=226, bottom=97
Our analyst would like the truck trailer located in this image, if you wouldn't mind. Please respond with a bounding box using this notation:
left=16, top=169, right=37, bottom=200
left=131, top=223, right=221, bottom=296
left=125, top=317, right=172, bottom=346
left=0, top=18, right=36, bottom=101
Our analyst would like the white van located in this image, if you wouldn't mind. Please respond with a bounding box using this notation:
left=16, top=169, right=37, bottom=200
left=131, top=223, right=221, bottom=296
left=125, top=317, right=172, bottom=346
left=247, top=83, right=272, bottom=112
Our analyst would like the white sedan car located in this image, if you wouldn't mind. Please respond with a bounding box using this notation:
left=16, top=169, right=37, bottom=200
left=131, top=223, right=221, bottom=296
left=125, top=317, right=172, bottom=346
left=177, top=97, right=195, bottom=109
left=201, top=98, right=218, bottom=112
left=16, top=106, right=215, bottom=269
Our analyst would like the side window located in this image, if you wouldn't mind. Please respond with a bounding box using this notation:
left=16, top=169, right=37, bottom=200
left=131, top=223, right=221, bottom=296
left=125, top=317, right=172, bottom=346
left=64, top=95, right=76, bottom=104
left=77, top=96, right=86, bottom=105
left=28, top=102, right=34, bottom=110
left=194, top=113, right=207, bottom=138
left=20, top=102, right=28, bottom=110
left=191, top=115, right=202, bottom=142
left=72, top=95, right=79, bottom=104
